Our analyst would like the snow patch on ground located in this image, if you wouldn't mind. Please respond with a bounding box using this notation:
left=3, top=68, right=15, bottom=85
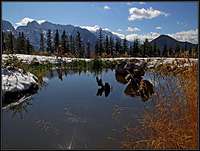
left=2, top=54, right=198, bottom=66
left=2, top=67, right=38, bottom=93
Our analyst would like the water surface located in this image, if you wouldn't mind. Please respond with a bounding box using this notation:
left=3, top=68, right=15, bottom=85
left=2, top=68, right=178, bottom=149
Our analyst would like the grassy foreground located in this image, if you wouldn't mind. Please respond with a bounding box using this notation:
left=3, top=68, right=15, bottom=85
left=121, top=62, right=198, bottom=149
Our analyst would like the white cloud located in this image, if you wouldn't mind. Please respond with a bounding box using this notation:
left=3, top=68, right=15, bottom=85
left=139, top=2, right=146, bottom=4
left=155, top=26, right=162, bottom=30
left=117, top=28, right=122, bottom=32
left=15, top=17, right=46, bottom=27
left=80, top=25, right=125, bottom=39
left=126, top=32, right=160, bottom=42
left=80, top=25, right=100, bottom=32
left=126, top=28, right=198, bottom=44
left=177, top=21, right=187, bottom=27
left=168, top=28, right=198, bottom=44
left=126, top=2, right=136, bottom=5
left=112, top=31, right=125, bottom=39
left=104, top=5, right=111, bottom=10
left=128, top=7, right=169, bottom=21
left=127, top=27, right=141, bottom=32
left=100, top=27, right=125, bottom=39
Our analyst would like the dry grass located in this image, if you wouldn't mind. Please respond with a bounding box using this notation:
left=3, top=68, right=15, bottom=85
left=121, top=60, right=198, bottom=149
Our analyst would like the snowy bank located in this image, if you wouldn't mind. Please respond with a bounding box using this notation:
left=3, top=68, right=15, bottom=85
left=2, top=66, right=38, bottom=93
left=2, top=54, right=198, bottom=69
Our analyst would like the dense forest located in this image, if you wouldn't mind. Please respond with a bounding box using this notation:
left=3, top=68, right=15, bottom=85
left=2, top=28, right=198, bottom=58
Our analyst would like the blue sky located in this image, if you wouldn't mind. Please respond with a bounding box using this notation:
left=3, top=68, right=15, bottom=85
left=2, top=2, right=199, bottom=43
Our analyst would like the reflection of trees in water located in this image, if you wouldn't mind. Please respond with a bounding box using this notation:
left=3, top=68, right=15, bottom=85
left=96, top=77, right=111, bottom=97
left=35, top=119, right=60, bottom=135
left=56, top=68, right=64, bottom=81
left=4, top=95, right=33, bottom=119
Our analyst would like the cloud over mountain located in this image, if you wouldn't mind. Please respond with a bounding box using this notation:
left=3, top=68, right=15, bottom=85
left=127, top=27, right=141, bottom=32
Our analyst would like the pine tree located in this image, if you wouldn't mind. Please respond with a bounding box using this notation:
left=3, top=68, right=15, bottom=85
left=66, top=34, right=69, bottom=53
left=21, top=32, right=26, bottom=54
left=168, top=47, right=173, bottom=57
left=16, top=32, right=21, bottom=53
left=105, top=35, right=109, bottom=54
left=39, top=32, right=45, bottom=51
left=189, top=47, right=192, bottom=57
left=122, top=37, right=128, bottom=55
left=133, top=39, right=139, bottom=56
left=69, top=35, right=75, bottom=55
left=2, top=32, right=6, bottom=53
left=153, top=42, right=157, bottom=56
left=47, top=29, right=52, bottom=53
left=129, top=44, right=133, bottom=56
left=162, top=44, right=168, bottom=57
left=86, top=41, right=91, bottom=58
left=61, top=30, right=67, bottom=53
left=175, top=44, right=180, bottom=55
left=98, top=28, right=103, bottom=56
left=54, top=29, right=60, bottom=53
left=75, top=31, right=83, bottom=57
left=109, top=36, right=114, bottom=56
left=115, top=39, right=120, bottom=55
left=95, top=40, right=99, bottom=57
left=26, top=38, right=31, bottom=54
left=143, top=39, right=149, bottom=57
left=8, top=31, right=14, bottom=54
left=184, top=43, right=188, bottom=52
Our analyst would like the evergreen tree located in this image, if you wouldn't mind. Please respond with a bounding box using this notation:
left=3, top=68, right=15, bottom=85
left=66, top=34, right=70, bottom=53
left=2, top=32, right=6, bottom=53
left=133, top=39, right=139, bottom=56
left=47, top=29, right=52, bottom=53
left=69, top=35, right=75, bottom=54
left=105, top=35, right=109, bottom=54
left=21, top=32, right=26, bottom=53
left=129, top=44, right=133, bottom=56
left=162, top=44, right=168, bottom=57
left=157, top=48, right=160, bottom=57
left=175, top=44, right=180, bottom=55
left=109, top=36, right=114, bottom=56
left=95, top=40, right=99, bottom=57
left=61, top=30, right=67, bottom=53
left=98, top=28, right=103, bottom=55
left=122, top=37, right=128, bottom=55
left=54, top=29, right=60, bottom=53
left=143, top=39, right=148, bottom=57
left=86, top=41, right=91, bottom=58
left=189, top=47, right=192, bottom=57
left=26, top=38, right=31, bottom=54
left=153, top=42, right=157, bottom=56
left=8, top=31, right=14, bottom=54
left=39, top=32, right=45, bottom=51
left=168, top=47, right=173, bottom=57
left=184, top=43, right=188, bottom=52
left=16, top=32, right=21, bottom=53
left=75, top=31, right=83, bottom=57
left=115, top=39, right=121, bottom=55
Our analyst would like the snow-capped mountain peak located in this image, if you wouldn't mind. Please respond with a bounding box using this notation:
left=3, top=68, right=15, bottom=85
left=15, top=17, right=46, bottom=27
left=80, top=25, right=100, bottom=33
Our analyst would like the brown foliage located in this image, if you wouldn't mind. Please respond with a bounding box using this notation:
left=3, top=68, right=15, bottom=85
left=121, top=62, right=198, bottom=149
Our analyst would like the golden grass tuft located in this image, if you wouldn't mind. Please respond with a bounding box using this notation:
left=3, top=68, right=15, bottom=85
left=121, top=60, right=198, bottom=149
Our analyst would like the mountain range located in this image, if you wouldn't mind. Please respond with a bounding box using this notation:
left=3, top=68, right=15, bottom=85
left=2, top=20, right=198, bottom=53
